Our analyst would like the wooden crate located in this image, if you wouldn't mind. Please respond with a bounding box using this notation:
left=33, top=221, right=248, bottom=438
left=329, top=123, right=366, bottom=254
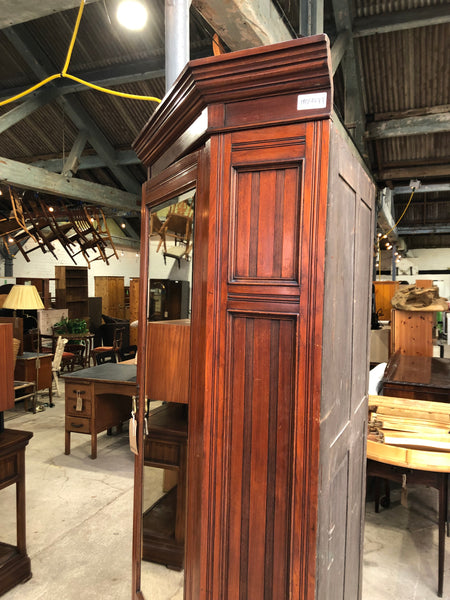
left=373, top=281, right=399, bottom=321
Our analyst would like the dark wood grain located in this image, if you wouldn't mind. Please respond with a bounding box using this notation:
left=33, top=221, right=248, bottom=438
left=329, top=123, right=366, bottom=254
left=0, top=323, right=14, bottom=413
left=134, top=36, right=375, bottom=600
left=0, top=429, right=33, bottom=596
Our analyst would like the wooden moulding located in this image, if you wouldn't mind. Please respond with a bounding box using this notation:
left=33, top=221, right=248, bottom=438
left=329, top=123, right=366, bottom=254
left=145, top=319, right=190, bottom=404
left=133, top=35, right=332, bottom=167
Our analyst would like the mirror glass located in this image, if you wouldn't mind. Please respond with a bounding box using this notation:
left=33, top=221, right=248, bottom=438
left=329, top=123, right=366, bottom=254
left=140, top=188, right=195, bottom=599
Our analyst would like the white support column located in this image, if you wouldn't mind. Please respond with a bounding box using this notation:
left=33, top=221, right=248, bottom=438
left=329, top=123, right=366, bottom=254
left=165, top=0, right=191, bottom=92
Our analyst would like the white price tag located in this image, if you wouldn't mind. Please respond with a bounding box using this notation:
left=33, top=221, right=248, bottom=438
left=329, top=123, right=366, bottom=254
left=297, top=92, right=327, bottom=111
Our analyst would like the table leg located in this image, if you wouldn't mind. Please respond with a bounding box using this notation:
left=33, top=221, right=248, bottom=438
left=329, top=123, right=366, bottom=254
left=65, top=430, right=71, bottom=455
left=48, top=386, right=54, bottom=407
left=91, top=433, right=97, bottom=460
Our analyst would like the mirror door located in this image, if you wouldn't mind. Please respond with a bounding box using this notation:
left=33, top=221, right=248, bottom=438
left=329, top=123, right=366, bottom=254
left=133, top=153, right=198, bottom=600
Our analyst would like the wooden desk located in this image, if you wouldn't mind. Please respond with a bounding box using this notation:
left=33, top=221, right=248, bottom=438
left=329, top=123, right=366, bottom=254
left=0, top=429, right=33, bottom=596
left=63, top=363, right=136, bottom=459
left=14, top=353, right=53, bottom=409
left=381, top=352, right=450, bottom=402
left=143, top=403, right=188, bottom=570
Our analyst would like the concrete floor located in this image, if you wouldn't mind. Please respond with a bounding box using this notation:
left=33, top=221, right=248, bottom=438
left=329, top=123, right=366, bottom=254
left=2, top=350, right=450, bottom=600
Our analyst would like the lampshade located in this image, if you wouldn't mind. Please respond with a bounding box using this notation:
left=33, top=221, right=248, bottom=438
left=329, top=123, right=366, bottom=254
left=2, top=284, right=45, bottom=310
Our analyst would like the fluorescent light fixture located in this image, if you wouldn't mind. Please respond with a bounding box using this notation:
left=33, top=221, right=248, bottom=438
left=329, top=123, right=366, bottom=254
left=117, top=0, right=148, bottom=30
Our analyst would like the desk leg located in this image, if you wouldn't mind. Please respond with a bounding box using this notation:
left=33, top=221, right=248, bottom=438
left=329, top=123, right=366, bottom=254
left=91, top=433, right=97, bottom=460
left=65, top=430, right=71, bottom=455
left=438, top=474, right=448, bottom=598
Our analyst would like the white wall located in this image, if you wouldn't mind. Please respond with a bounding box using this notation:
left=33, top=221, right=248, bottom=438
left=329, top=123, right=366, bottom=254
left=0, top=237, right=141, bottom=296
left=377, top=247, right=450, bottom=300
left=0, top=237, right=192, bottom=296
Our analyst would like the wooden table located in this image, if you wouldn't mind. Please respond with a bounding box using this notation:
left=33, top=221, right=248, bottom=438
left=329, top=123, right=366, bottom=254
left=143, top=403, right=188, bottom=570
left=14, top=352, right=53, bottom=409
left=0, top=429, right=33, bottom=596
left=368, top=395, right=450, bottom=597
left=63, top=363, right=136, bottom=459
left=382, top=351, right=450, bottom=403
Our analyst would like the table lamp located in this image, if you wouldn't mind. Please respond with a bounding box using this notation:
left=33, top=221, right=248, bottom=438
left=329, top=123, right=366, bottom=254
left=3, top=285, right=45, bottom=411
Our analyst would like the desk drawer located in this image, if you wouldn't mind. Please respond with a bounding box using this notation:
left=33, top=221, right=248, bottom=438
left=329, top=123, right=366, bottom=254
left=66, top=416, right=90, bottom=434
left=66, top=396, right=92, bottom=417
left=65, top=382, right=93, bottom=402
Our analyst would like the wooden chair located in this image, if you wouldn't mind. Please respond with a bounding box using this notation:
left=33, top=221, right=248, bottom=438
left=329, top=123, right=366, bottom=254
left=91, top=326, right=125, bottom=365
left=61, top=343, right=85, bottom=372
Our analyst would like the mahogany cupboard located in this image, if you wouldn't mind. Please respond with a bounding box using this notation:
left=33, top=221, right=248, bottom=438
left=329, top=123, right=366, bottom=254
left=132, top=35, right=375, bottom=600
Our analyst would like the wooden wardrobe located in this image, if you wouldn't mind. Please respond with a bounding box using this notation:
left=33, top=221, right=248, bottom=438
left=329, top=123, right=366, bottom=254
left=132, top=34, right=375, bottom=600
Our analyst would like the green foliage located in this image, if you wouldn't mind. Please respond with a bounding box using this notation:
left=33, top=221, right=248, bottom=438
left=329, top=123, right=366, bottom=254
left=53, top=317, right=88, bottom=334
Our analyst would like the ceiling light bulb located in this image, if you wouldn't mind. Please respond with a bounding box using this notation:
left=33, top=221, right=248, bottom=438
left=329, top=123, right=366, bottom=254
left=121, top=223, right=126, bottom=228
left=117, top=0, right=148, bottom=31
left=49, top=206, right=54, bottom=212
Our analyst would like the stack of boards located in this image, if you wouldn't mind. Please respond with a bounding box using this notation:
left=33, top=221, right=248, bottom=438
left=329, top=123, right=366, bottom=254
left=368, top=394, right=450, bottom=471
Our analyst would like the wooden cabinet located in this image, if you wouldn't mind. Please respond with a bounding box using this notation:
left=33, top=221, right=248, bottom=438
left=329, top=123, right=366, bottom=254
left=0, top=429, right=33, bottom=595
left=133, top=35, right=375, bottom=600
left=373, top=281, right=399, bottom=320
left=54, top=266, right=89, bottom=321
left=94, top=276, right=125, bottom=319
left=129, top=278, right=140, bottom=346
left=0, top=323, right=14, bottom=414
left=391, top=308, right=436, bottom=356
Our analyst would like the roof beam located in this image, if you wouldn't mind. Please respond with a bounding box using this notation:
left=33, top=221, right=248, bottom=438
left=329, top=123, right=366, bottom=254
left=0, top=87, right=61, bottom=134
left=398, top=225, right=450, bottom=235
left=0, top=47, right=212, bottom=104
left=299, top=0, right=324, bottom=36
left=331, top=30, right=351, bottom=75
left=393, top=183, right=450, bottom=195
left=3, top=24, right=141, bottom=194
left=31, top=149, right=140, bottom=172
left=330, top=0, right=366, bottom=154
left=378, top=164, right=450, bottom=180
left=353, top=5, right=450, bottom=37
left=62, top=131, right=88, bottom=176
left=367, top=112, right=450, bottom=139
left=191, top=0, right=292, bottom=51
left=0, top=155, right=140, bottom=211
left=0, top=0, right=99, bottom=30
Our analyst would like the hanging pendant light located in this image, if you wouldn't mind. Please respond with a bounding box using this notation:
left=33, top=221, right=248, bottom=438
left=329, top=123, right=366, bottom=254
left=116, top=0, right=148, bottom=30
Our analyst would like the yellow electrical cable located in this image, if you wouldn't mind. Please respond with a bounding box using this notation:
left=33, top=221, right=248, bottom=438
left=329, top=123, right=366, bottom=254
left=62, top=0, right=86, bottom=75
left=383, top=188, right=416, bottom=239
left=0, top=74, right=61, bottom=107
left=64, top=74, right=161, bottom=103
left=0, top=0, right=161, bottom=108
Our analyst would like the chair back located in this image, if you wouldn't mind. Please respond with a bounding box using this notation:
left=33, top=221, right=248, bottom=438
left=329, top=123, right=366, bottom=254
left=52, top=336, right=68, bottom=371
left=112, top=326, right=125, bottom=352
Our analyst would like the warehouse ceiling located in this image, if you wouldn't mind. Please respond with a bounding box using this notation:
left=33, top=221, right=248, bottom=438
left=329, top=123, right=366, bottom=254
left=0, top=0, right=449, bottom=254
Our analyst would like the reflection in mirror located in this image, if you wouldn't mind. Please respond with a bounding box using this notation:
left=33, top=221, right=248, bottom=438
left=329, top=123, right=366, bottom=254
left=141, top=189, right=194, bottom=599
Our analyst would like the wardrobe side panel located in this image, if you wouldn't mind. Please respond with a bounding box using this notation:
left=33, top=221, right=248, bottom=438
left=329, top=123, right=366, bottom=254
left=316, top=122, right=375, bottom=600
